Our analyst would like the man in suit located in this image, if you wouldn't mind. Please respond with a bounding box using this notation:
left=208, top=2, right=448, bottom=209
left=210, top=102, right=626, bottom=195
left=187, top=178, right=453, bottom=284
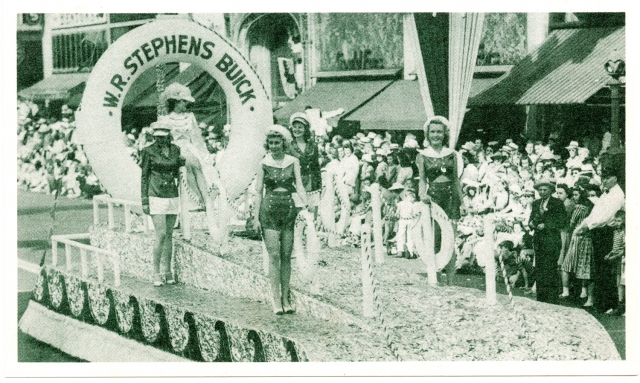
left=529, top=178, right=569, bottom=304
left=574, top=169, right=625, bottom=312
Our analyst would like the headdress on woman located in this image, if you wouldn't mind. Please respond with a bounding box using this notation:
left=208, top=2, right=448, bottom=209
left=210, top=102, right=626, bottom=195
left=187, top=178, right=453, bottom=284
left=424, top=115, right=450, bottom=131
left=289, top=112, right=310, bottom=127
left=150, top=121, right=172, bottom=137
left=161, top=82, right=195, bottom=103
left=266, top=124, right=293, bottom=143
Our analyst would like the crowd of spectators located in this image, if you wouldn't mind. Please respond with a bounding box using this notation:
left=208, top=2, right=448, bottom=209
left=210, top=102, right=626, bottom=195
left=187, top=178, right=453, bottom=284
left=17, top=98, right=625, bottom=314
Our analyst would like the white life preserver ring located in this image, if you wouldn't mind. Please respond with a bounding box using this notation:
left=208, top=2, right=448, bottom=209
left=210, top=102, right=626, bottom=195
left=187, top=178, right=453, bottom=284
left=75, top=19, right=272, bottom=203
left=411, top=202, right=455, bottom=271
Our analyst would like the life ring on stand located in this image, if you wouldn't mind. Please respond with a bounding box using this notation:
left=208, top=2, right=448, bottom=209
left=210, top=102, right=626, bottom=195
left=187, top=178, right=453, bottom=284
left=293, top=210, right=321, bottom=282
left=411, top=202, right=454, bottom=271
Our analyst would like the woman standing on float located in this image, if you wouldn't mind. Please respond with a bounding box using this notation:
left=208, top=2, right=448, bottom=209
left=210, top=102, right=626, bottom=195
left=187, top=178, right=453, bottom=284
left=416, top=116, right=464, bottom=285
left=159, top=82, right=219, bottom=236
left=253, top=126, right=309, bottom=315
left=140, top=122, right=184, bottom=286
left=288, top=112, right=322, bottom=216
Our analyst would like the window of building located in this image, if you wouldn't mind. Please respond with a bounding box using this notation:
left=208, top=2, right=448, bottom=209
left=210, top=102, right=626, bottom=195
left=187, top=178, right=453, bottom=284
left=313, top=13, right=404, bottom=73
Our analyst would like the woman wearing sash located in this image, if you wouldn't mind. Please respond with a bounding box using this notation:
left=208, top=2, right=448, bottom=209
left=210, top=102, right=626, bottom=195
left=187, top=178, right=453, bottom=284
left=416, top=116, right=464, bottom=285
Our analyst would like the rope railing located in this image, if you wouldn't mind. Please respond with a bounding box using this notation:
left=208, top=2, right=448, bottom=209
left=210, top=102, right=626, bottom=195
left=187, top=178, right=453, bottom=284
left=51, top=233, right=121, bottom=287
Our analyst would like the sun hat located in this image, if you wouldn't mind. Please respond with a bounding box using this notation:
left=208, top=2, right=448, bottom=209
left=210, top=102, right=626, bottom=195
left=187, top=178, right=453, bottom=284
left=289, top=112, right=310, bottom=127
left=534, top=177, right=556, bottom=190
left=488, top=141, right=498, bottom=147
left=566, top=141, right=579, bottom=150
left=150, top=121, right=172, bottom=137
left=161, top=82, right=195, bottom=103
left=580, top=163, right=595, bottom=174
left=389, top=182, right=405, bottom=191
left=390, top=143, right=399, bottom=150
left=538, top=152, right=555, bottom=161
left=461, top=142, right=475, bottom=151
left=360, top=137, right=371, bottom=143
left=367, top=132, right=377, bottom=139
left=508, top=143, right=519, bottom=151
left=373, top=136, right=383, bottom=147
left=356, top=132, right=365, bottom=140
left=362, top=153, right=373, bottom=163
left=266, top=124, right=293, bottom=143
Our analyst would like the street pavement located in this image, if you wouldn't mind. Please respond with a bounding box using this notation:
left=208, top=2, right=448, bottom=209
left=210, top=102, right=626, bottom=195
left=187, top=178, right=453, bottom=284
left=15, top=189, right=625, bottom=362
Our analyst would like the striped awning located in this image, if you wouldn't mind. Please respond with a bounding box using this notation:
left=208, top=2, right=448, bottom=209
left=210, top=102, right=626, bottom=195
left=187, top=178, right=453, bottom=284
left=469, top=26, right=625, bottom=106
left=18, top=73, right=89, bottom=102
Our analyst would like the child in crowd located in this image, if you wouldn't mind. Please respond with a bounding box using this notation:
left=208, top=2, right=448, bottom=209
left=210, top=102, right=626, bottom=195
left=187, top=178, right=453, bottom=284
left=395, top=187, right=419, bottom=258
left=604, top=209, right=625, bottom=316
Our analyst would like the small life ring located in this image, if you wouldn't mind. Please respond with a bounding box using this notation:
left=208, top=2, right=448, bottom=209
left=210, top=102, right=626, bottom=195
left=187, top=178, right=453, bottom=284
left=293, top=210, right=321, bottom=282
left=411, top=202, right=454, bottom=271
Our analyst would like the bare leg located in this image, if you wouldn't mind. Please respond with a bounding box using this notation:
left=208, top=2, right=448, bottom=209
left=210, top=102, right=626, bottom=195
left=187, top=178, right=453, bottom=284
left=262, top=229, right=284, bottom=314
left=560, top=271, right=570, bottom=297
left=280, top=227, right=295, bottom=312
left=151, top=215, right=168, bottom=285
left=163, top=214, right=178, bottom=281
left=584, top=280, right=594, bottom=306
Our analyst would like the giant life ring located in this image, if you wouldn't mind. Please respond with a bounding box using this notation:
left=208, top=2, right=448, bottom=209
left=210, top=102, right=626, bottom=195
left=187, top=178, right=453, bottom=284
left=411, top=202, right=455, bottom=271
left=75, top=19, right=272, bottom=203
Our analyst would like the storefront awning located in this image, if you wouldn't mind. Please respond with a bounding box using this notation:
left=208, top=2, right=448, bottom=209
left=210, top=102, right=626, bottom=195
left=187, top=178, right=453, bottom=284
left=469, top=26, right=625, bottom=106
left=344, top=77, right=507, bottom=131
left=273, top=80, right=394, bottom=126
left=18, top=73, right=89, bottom=102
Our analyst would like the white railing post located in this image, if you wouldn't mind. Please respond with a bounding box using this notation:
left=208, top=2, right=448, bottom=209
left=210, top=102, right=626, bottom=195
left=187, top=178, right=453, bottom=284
left=96, top=252, right=104, bottom=283
left=113, top=254, right=121, bottom=287
left=107, top=201, right=115, bottom=230
left=65, top=243, right=72, bottom=271
left=80, top=248, right=88, bottom=278
left=93, top=198, right=100, bottom=227
left=179, top=167, right=191, bottom=240
left=124, top=203, right=132, bottom=232
left=370, top=183, right=385, bottom=264
left=51, top=239, right=58, bottom=267
left=361, top=224, right=375, bottom=318
left=484, top=214, right=497, bottom=305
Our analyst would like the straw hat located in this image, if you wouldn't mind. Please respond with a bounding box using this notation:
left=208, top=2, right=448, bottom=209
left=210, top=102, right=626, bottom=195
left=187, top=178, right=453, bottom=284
left=508, top=143, right=519, bottom=151
left=460, top=142, right=475, bottom=151
left=161, top=82, right=195, bottom=103
left=389, top=182, right=405, bottom=191
left=534, top=177, right=556, bottom=190
left=538, top=152, right=555, bottom=162
left=566, top=141, right=579, bottom=150
left=266, top=124, right=292, bottom=143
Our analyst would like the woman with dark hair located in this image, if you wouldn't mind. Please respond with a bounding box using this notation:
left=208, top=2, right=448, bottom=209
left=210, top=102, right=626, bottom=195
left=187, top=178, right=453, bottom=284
left=384, top=152, right=400, bottom=186
left=288, top=112, right=322, bottom=213
left=559, top=186, right=594, bottom=302
left=416, top=116, right=464, bottom=285
left=253, top=125, right=308, bottom=314
left=396, top=150, right=414, bottom=189
left=159, top=83, right=218, bottom=235
left=140, top=122, right=185, bottom=286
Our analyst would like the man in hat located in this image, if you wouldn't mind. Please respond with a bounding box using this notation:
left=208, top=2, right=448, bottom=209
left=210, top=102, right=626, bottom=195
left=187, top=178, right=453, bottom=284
left=528, top=177, right=568, bottom=303
left=565, top=141, right=582, bottom=169
left=573, top=169, right=624, bottom=312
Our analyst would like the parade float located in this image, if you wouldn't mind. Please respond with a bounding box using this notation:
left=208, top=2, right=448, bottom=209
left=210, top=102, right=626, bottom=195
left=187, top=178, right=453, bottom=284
left=19, top=17, right=620, bottom=363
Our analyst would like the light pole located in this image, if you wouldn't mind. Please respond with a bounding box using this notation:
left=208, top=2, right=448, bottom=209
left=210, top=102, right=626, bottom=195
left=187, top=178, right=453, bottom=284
left=604, top=59, right=625, bottom=154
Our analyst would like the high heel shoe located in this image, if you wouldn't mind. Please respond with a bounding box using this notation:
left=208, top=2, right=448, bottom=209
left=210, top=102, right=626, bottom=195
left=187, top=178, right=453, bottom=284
left=153, top=273, right=164, bottom=287
left=282, top=299, right=296, bottom=314
left=271, top=297, right=284, bottom=315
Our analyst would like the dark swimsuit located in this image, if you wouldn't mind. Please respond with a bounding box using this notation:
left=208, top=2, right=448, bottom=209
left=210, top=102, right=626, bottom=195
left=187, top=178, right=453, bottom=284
left=417, top=152, right=461, bottom=220
left=259, top=162, right=297, bottom=231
